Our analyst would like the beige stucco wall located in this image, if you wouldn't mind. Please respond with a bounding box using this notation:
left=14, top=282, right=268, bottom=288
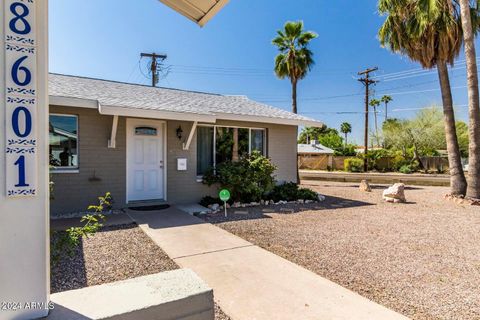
left=50, top=106, right=298, bottom=216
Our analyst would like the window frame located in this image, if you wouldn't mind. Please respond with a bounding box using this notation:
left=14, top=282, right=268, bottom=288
left=196, top=124, right=267, bottom=178
left=49, top=113, right=79, bottom=173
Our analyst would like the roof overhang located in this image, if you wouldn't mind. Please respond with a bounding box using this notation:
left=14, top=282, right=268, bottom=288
left=98, top=104, right=216, bottom=123
left=214, top=112, right=324, bottom=128
left=48, top=95, right=324, bottom=128
left=158, top=0, right=229, bottom=27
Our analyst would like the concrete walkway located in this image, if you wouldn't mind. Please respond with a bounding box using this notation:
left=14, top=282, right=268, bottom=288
left=130, top=207, right=408, bottom=320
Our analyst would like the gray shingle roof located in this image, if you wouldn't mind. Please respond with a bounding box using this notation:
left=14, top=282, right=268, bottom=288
left=298, top=143, right=334, bottom=154
left=48, top=73, right=322, bottom=125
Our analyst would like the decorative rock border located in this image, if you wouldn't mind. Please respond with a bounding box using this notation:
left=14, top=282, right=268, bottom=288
left=205, top=193, right=326, bottom=214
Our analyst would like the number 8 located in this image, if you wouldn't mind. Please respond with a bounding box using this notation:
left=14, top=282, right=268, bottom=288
left=9, top=2, right=31, bottom=35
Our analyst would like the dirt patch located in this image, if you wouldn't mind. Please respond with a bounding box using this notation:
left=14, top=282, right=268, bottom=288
left=208, top=181, right=480, bottom=320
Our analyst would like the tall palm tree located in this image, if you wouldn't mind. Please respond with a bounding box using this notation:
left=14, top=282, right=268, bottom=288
left=369, top=98, right=381, bottom=146
left=381, top=95, right=393, bottom=122
left=340, top=122, right=352, bottom=145
left=378, top=0, right=467, bottom=196
left=272, top=21, right=317, bottom=114
left=458, top=0, right=480, bottom=199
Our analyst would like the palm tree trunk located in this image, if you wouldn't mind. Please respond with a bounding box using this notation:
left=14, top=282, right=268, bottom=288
left=459, top=0, right=480, bottom=199
left=384, top=102, right=388, bottom=122
left=345, top=133, right=348, bottom=146
left=437, top=61, right=467, bottom=196
left=291, top=79, right=298, bottom=114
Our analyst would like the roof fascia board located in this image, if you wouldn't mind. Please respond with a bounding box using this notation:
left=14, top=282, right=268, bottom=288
left=214, top=112, right=324, bottom=128
left=99, top=104, right=216, bottom=123
left=49, top=95, right=98, bottom=109
left=198, top=0, right=229, bottom=26
left=158, top=0, right=228, bottom=26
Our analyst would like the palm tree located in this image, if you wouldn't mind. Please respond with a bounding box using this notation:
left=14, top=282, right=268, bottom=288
left=378, top=0, right=467, bottom=196
left=458, top=0, right=480, bottom=199
left=369, top=98, right=381, bottom=146
left=272, top=21, right=317, bottom=114
left=340, top=122, right=352, bottom=145
left=381, top=95, right=393, bottom=122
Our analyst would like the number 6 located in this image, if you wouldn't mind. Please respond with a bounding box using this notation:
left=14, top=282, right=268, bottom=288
left=11, top=56, right=32, bottom=87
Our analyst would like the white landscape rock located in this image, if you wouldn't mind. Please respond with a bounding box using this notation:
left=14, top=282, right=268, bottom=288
left=382, top=183, right=406, bottom=203
left=317, top=194, right=326, bottom=202
left=211, top=203, right=220, bottom=211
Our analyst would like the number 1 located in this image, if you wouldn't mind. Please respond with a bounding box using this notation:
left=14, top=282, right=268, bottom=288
left=14, top=155, right=29, bottom=187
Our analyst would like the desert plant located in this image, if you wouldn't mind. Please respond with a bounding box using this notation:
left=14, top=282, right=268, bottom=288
left=51, top=192, right=111, bottom=266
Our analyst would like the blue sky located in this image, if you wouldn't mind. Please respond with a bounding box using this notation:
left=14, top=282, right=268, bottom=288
left=49, top=0, right=477, bottom=144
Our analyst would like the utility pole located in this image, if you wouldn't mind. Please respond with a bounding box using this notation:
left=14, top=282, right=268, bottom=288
left=358, top=67, right=378, bottom=172
left=141, top=52, right=167, bottom=87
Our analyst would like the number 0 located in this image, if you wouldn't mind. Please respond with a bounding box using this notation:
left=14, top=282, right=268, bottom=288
left=12, top=106, right=32, bottom=138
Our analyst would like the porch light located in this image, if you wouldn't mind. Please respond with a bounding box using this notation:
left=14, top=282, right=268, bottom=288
left=176, top=126, right=183, bottom=140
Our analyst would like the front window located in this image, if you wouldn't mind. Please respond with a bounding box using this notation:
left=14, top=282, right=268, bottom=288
left=49, top=114, right=78, bottom=169
left=197, top=125, right=266, bottom=176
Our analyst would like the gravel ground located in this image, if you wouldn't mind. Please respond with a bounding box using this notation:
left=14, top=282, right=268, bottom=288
left=204, top=181, right=480, bottom=320
left=51, top=223, right=231, bottom=320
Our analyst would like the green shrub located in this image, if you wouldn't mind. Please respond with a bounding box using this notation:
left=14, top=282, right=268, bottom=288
left=203, top=151, right=277, bottom=203
left=399, top=164, right=413, bottom=174
left=268, top=182, right=299, bottom=202
left=344, top=158, right=363, bottom=172
left=267, top=182, right=317, bottom=202
left=297, top=188, right=318, bottom=201
left=199, top=196, right=223, bottom=207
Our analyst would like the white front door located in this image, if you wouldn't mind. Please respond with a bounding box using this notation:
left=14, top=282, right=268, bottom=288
left=127, top=119, right=165, bottom=202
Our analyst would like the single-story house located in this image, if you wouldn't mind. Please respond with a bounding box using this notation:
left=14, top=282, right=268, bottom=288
left=48, top=74, right=323, bottom=215
left=297, top=140, right=334, bottom=155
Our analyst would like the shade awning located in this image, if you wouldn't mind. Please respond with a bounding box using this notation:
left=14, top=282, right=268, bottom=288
left=158, top=0, right=229, bottom=26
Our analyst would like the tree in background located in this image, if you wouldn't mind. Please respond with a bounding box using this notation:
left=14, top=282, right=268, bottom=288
left=369, top=98, right=381, bottom=146
left=383, top=108, right=451, bottom=167
left=340, top=122, right=352, bottom=145
left=378, top=0, right=468, bottom=196
left=458, top=0, right=480, bottom=199
left=272, top=21, right=317, bottom=114
left=381, top=95, right=393, bottom=122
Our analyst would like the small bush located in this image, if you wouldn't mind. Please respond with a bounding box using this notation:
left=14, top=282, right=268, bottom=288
left=399, top=164, right=413, bottom=174
left=268, top=182, right=299, bottom=202
left=344, top=158, right=363, bottom=172
left=297, top=188, right=318, bottom=201
left=267, top=182, right=317, bottom=202
left=51, top=192, right=111, bottom=266
left=199, top=196, right=223, bottom=207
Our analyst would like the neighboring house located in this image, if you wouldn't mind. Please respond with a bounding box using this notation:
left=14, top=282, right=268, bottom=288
left=297, top=141, right=335, bottom=170
left=49, top=74, right=322, bottom=215
left=297, top=140, right=334, bottom=155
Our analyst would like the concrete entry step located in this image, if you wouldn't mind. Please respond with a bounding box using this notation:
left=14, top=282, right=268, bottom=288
left=47, top=269, right=214, bottom=320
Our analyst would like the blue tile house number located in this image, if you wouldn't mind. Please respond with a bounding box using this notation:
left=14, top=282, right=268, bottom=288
left=4, top=0, right=37, bottom=197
